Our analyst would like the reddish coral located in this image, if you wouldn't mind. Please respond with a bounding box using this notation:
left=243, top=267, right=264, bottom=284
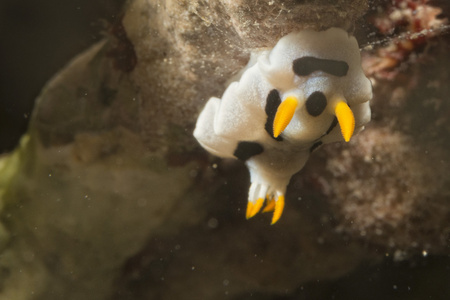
left=363, top=0, right=448, bottom=80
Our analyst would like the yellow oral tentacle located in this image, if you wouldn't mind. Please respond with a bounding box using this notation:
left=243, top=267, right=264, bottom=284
left=246, top=202, right=254, bottom=219
left=262, top=198, right=275, bottom=213
left=273, top=96, right=298, bottom=138
left=249, top=198, right=264, bottom=218
left=271, top=195, right=285, bottom=225
left=335, top=101, right=355, bottom=142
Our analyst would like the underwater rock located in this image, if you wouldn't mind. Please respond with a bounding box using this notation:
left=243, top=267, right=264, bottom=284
left=1, top=0, right=449, bottom=299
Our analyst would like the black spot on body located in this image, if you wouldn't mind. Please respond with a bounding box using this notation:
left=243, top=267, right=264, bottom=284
left=310, top=141, right=323, bottom=153
left=306, top=91, right=327, bottom=116
left=234, top=142, right=264, bottom=161
left=264, top=89, right=283, bottom=141
left=293, top=57, right=349, bottom=77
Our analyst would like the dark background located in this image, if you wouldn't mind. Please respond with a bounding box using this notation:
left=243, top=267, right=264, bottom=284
left=0, top=0, right=124, bottom=154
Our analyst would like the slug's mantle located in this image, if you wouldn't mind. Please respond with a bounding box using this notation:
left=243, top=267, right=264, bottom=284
left=194, top=28, right=372, bottom=224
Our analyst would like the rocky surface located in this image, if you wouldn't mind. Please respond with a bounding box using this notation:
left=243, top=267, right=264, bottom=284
left=0, top=0, right=449, bottom=299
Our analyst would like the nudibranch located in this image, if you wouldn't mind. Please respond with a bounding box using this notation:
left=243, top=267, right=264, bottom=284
left=194, top=28, right=372, bottom=224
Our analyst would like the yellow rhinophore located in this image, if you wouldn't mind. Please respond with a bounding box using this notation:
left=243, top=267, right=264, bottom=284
left=273, top=96, right=298, bottom=138
left=271, top=195, right=285, bottom=225
left=247, top=198, right=264, bottom=218
left=262, top=197, right=275, bottom=213
left=335, top=101, right=355, bottom=142
left=247, top=195, right=285, bottom=224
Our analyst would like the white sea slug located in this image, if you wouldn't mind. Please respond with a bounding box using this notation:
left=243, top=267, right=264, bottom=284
left=194, top=28, right=372, bottom=224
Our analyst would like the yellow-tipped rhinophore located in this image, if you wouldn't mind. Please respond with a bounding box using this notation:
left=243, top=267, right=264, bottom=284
left=262, top=198, right=275, bottom=213
left=335, top=101, right=355, bottom=142
left=249, top=198, right=264, bottom=218
left=273, top=96, right=298, bottom=138
left=246, top=202, right=254, bottom=219
left=271, top=195, right=285, bottom=225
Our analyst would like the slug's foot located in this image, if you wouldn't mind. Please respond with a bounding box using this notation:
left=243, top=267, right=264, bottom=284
left=245, top=183, right=285, bottom=224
